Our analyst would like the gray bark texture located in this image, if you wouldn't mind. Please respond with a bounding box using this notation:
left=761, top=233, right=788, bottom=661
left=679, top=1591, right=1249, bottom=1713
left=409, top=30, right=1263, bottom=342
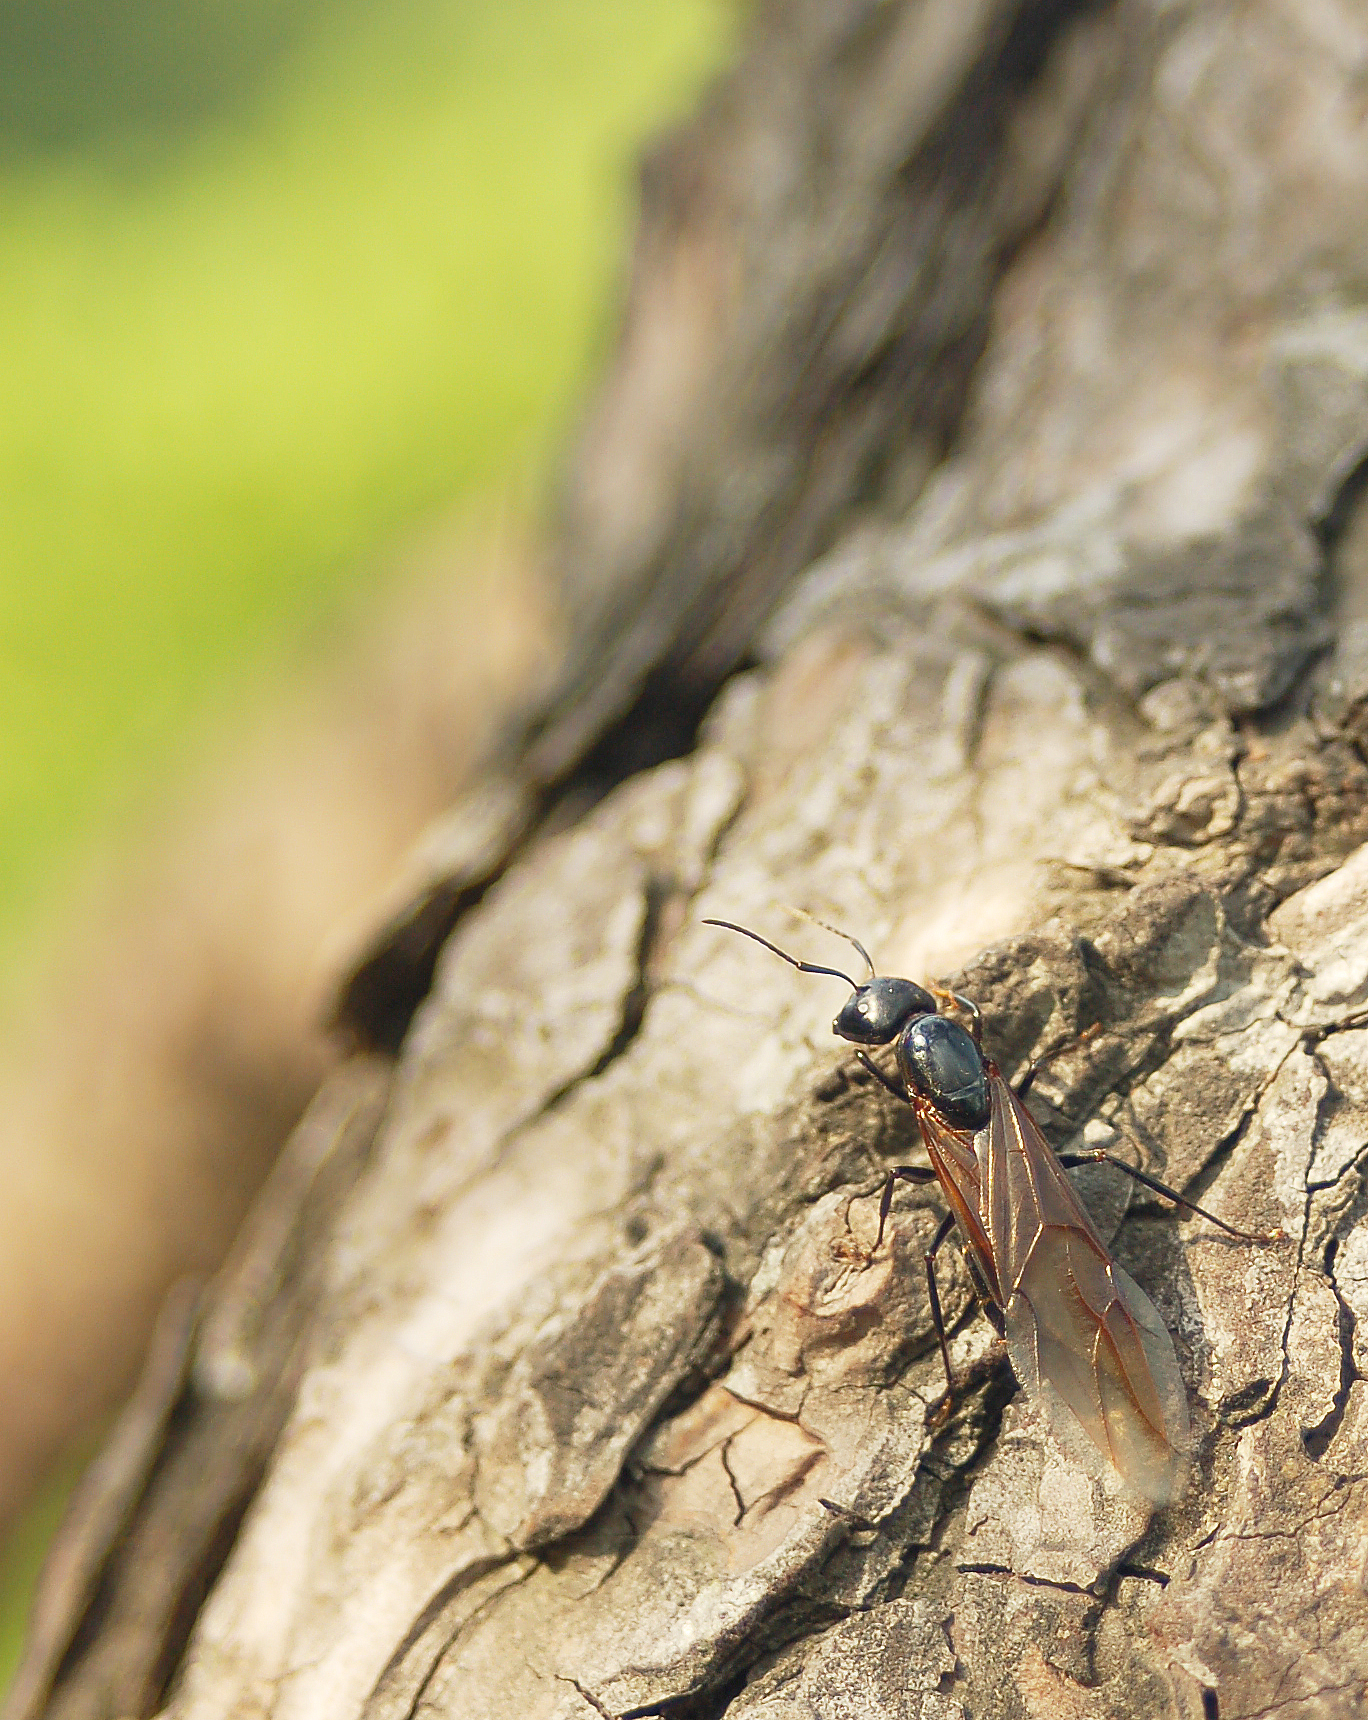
left=12, top=0, right=1368, bottom=1716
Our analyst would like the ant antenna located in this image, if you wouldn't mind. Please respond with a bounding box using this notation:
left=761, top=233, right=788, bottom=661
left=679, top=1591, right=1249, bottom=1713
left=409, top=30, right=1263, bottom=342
left=783, top=906, right=876, bottom=982
left=703, top=919, right=862, bottom=992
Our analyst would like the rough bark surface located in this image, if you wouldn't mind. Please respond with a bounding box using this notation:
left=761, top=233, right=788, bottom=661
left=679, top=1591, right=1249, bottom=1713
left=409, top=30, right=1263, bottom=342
left=13, top=1, right=1368, bottom=1717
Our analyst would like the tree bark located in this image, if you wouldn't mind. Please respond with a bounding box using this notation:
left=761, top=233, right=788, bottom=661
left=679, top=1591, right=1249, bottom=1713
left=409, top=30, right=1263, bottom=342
left=12, top=1, right=1368, bottom=1716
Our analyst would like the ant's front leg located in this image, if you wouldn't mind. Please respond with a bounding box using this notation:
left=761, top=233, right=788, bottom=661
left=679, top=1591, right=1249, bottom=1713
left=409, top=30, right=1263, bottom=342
left=1015, top=1021, right=1104, bottom=1099
left=854, top=1048, right=909, bottom=1103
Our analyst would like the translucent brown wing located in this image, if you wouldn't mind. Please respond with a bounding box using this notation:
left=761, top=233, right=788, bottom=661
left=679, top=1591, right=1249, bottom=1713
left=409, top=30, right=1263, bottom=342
left=979, top=1066, right=1190, bottom=1503
left=912, top=1102, right=1002, bottom=1309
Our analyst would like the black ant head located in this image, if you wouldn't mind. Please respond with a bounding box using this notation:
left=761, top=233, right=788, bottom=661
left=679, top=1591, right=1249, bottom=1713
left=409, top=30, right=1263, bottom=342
left=832, top=976, right=936, bottom=1045
left=703, top=916, right=936, bottom=1044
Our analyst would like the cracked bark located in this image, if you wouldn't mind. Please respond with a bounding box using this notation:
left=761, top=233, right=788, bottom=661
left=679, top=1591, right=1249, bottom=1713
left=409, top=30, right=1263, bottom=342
left=11, top=1, right=1368, bottom=1717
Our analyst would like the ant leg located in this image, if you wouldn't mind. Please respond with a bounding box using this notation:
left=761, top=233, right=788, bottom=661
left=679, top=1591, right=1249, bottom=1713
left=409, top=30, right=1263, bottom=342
left=923, top=1208, right=957, bottom=1395
left=927, top=982, right=982, bottom=1046
left=869, top=1186, right=969, bottom=1406
left=853, top=1057, right=938, bottom=1257
left=1056, top=1148, right=1282, bottom=1243
left=1016, top=1021, right=1103, bottom=1099
left=855, top=1049, right=909, bottom=1103
left=872, top=1163, right=939, bottom=1254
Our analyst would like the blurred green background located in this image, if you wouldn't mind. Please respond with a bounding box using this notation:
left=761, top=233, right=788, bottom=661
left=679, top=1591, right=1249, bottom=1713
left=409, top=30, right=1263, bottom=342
left=0, top=0, right=731, bottom=1685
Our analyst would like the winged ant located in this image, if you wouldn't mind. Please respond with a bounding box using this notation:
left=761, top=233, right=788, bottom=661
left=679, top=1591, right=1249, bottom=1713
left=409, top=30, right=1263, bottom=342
left=704, top=915, right=1279, bottom=1503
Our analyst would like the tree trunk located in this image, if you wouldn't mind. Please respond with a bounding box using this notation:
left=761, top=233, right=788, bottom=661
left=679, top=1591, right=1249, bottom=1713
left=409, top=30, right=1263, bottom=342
left=12, top=1, right=1368, bottom=1716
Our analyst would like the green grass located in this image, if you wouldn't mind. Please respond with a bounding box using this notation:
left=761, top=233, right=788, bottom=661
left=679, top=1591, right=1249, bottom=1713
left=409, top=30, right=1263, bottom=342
left=0, top=1446, right=94, bottom=1699
left=0, top=0, right=732, bottom=1686
left=0, top=0, right=732, bottom=948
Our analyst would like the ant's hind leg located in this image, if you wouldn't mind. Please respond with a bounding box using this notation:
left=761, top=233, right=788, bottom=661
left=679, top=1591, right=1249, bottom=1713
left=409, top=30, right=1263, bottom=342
left=1056, top=1147, right=1283, bottom=1243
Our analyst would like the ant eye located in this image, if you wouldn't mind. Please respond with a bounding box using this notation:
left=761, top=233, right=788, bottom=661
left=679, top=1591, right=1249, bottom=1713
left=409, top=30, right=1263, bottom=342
left=858, top=1000, right=869, bottom=1014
